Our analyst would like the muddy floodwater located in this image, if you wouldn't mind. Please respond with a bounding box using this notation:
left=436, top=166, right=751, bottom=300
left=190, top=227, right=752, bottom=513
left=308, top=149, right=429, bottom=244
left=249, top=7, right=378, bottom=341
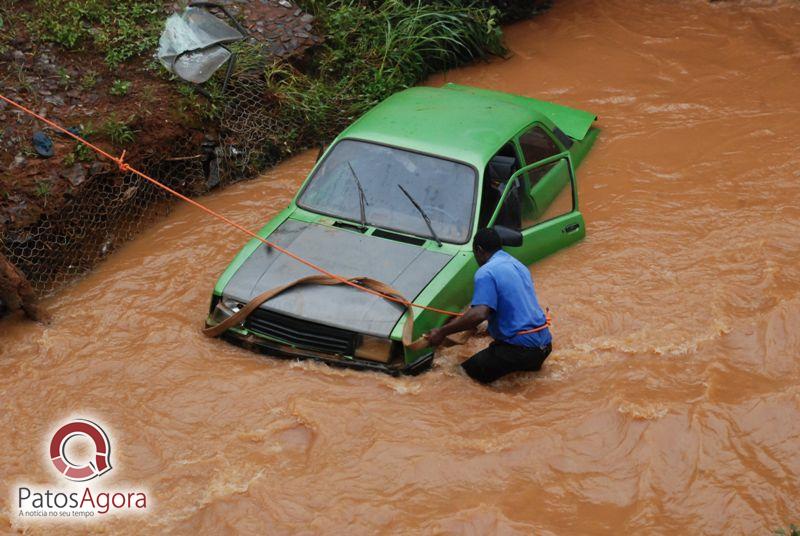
left=3, top=0, right=800, bottom=533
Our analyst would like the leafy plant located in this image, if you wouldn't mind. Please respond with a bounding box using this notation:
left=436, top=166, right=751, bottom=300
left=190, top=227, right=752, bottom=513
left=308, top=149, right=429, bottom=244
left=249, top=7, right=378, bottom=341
left=57, top=67, right=71, bottom=88
left=173, top=80, right=223, bottom=122
left=80, top=70, right=98, bottom=90
left=72, top=143, right=94, bottom=163
left=80, top=121, right=97, bottom=138
left=102, top=116, right=135, bottom=146
left=34, top=180, right=51, bottom=200
left=109, top=79, right=132, bottom=97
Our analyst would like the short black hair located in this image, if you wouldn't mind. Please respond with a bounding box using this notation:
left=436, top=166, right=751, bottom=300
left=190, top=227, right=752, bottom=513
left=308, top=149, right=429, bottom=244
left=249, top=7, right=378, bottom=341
left=473, top=227, right=502, bottom=254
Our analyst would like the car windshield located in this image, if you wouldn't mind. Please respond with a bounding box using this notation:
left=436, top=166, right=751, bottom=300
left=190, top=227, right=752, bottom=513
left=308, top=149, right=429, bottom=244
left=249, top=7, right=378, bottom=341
left=298, top=140, right=476, bottom=243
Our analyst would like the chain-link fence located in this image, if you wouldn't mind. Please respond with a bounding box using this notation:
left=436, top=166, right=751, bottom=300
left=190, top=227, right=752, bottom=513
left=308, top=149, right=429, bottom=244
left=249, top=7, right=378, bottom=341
left=0, top=57, right=298, bottom=302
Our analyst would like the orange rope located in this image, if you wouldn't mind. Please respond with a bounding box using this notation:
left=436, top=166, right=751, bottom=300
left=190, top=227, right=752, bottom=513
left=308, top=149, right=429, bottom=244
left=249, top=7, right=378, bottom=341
left=516, top=308, right=551, bottom=335
left=0, top=93, right=462, bottom=317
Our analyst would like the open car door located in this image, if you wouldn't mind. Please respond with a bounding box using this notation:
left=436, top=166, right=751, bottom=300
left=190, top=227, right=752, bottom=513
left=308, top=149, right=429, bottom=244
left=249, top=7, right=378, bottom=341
left=488, top=152, right=585, bottom=265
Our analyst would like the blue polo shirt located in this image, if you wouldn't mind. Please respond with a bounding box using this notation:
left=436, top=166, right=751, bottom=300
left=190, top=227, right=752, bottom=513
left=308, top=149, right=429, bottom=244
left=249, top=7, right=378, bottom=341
left=471, top=250, right=552, bottom=348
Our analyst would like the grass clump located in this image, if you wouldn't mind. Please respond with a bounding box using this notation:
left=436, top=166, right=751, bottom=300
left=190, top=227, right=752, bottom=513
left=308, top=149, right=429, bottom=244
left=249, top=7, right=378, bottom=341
left=34, top=180, right=52, bottom=202
left=109, top=79, right=132, bottom=97
left=80, top=71, right=99, bottom=90
left=28, top=0, right=164, bottom=69
left=102, top=116, right=135, bottom=146
left=0, top=6, right=14, bottom=57
left=300, top=0, right=504, bottom=128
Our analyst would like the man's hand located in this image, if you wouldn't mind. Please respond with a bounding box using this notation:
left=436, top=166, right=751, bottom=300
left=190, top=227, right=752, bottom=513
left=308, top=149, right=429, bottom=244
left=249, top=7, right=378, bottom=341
left=425, top=306, right=491, bottom=347
left=426, top=328, right=446, bottom=347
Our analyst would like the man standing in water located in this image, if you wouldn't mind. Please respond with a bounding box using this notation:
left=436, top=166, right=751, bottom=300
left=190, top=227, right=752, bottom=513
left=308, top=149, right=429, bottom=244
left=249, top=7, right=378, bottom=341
left=425, top=228, right=552, bottom=383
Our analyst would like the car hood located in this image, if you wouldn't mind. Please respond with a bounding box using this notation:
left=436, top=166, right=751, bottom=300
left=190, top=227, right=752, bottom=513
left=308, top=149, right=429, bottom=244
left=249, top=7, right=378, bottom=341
left=222, top=219, right=453, bottom=337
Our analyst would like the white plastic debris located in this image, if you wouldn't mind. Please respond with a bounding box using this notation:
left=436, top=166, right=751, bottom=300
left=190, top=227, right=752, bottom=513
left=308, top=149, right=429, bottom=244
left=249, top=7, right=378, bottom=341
left=157, top=8, right=244, bottom=84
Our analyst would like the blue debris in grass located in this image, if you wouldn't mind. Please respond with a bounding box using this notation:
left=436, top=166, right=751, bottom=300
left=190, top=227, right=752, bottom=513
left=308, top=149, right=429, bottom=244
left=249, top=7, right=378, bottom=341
left=32, top=131, right=54, bottom=158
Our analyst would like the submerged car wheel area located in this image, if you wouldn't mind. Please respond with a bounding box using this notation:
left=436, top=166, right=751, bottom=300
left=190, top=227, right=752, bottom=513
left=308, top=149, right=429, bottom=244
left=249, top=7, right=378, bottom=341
left=205, top=83, right=599, bottom=374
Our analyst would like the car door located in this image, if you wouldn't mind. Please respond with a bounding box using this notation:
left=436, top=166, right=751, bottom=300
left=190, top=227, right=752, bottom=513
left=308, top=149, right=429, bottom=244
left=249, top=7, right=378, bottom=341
left=487, top=152, right=585, bottom=266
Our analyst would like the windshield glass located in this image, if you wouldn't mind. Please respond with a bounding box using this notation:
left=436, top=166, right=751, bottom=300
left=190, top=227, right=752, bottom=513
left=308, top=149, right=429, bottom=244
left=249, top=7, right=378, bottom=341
left=298, top=140, right=476, bottom=243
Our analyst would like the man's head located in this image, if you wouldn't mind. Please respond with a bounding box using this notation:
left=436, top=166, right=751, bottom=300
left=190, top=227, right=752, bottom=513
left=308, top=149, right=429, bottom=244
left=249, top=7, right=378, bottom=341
left=473, top=227, right=502, bottom=266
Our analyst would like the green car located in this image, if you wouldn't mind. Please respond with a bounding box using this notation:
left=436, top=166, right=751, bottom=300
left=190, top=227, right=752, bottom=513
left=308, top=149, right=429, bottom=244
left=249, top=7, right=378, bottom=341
left=206, top=83, right=598, bottom=375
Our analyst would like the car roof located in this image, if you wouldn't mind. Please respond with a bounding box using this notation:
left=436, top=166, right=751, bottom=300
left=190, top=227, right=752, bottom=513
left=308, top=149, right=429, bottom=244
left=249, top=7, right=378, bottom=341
left=338, top=84, right=596, bottom=170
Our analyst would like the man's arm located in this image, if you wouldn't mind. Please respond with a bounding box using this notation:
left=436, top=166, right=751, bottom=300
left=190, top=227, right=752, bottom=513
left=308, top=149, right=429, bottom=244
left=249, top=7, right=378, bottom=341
left=426, top=305, right=491, bottom=346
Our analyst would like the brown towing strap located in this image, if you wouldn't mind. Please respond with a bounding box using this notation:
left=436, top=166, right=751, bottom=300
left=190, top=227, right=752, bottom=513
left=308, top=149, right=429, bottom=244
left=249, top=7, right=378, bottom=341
left=202, top=275, right=468, bottom=350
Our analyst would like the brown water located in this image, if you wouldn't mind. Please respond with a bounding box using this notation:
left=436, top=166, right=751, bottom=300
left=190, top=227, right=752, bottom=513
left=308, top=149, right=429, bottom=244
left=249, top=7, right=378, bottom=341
left=3, top=0, right=800, bottom=533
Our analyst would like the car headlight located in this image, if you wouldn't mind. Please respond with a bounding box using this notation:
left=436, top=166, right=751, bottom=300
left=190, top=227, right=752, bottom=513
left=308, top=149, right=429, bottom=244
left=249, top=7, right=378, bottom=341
left=221, top=297, right=243, bottom=313
left=355, top=335, right=395, bottom=363
left=210, top=296, right=244, bottom=324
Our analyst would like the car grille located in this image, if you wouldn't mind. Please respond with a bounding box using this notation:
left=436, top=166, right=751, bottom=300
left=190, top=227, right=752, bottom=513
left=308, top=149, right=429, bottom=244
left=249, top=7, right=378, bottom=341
left=244, top=308, right=356, bottom=355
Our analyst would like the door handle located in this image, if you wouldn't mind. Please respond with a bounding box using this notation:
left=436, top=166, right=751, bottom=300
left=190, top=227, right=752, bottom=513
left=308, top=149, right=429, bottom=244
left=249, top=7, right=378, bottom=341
left=562, top=223, right=580, bottom=234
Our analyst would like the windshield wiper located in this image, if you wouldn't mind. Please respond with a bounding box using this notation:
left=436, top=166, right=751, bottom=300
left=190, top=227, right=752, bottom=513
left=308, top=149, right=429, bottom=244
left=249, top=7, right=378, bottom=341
left=346, top=161, right=367, bottom=229
left=397, top=184, right=442, bottom=247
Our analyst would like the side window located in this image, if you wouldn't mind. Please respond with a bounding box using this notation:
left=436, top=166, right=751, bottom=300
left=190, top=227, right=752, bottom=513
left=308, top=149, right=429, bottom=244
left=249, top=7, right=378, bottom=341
left=521, top=158, right=575, bottom=228
left=519, top=126, right=560, bottom=185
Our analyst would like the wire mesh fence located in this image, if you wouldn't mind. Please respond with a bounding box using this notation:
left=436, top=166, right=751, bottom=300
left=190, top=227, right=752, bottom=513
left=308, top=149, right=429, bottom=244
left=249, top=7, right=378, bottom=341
left=0, top=59, right=293, bottom=299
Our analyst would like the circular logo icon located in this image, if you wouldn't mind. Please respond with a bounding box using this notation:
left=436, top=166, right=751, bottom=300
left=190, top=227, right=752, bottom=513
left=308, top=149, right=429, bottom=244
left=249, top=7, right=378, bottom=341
left=49, top=419, right=112, bottom=482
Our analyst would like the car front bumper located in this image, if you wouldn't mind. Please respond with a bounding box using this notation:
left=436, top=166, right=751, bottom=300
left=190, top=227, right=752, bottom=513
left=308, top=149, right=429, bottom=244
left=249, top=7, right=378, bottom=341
left=209, top=321, right=434, bottom=376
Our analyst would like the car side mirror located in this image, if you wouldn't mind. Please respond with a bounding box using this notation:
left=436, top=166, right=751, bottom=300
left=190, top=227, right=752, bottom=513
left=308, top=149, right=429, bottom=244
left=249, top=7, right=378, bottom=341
left=494, top=225, right=523, bottom=247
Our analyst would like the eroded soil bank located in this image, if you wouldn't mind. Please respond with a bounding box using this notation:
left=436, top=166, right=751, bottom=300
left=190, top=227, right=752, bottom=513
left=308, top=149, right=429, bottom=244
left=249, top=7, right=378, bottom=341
left=2, top=0, right=800, bottom=533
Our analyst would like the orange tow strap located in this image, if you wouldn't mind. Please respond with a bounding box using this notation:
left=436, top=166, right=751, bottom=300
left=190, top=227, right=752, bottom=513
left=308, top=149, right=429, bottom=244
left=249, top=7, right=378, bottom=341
left=516, top=308, right=552, bottom=335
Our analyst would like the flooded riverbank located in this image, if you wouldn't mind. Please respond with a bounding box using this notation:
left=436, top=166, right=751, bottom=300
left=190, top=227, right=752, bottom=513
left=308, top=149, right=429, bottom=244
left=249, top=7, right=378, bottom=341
left=3, top=0, right=800, bottom=532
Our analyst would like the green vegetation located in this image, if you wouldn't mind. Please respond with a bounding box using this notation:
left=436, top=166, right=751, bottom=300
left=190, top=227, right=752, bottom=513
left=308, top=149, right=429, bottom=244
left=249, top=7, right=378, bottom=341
left=64, top=142, right=95, bottom=166
left=57, top=67, right=71, bottom=88
left=80, top=71, right=99, bottom=90
left=102, top=116, right=135, bottom=146
left=109, top=79, right=132, bottom=97
left=28, top=0, right=164, bottom=69
left=285, top=0, right=503, bottom=130
left=34, top=180, right=51, bottom=199
left=0, top=6, right=13, bottom=57
left=74, top=143, right=94, bottom=163
left=775, top=524, right=800, bottom=536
